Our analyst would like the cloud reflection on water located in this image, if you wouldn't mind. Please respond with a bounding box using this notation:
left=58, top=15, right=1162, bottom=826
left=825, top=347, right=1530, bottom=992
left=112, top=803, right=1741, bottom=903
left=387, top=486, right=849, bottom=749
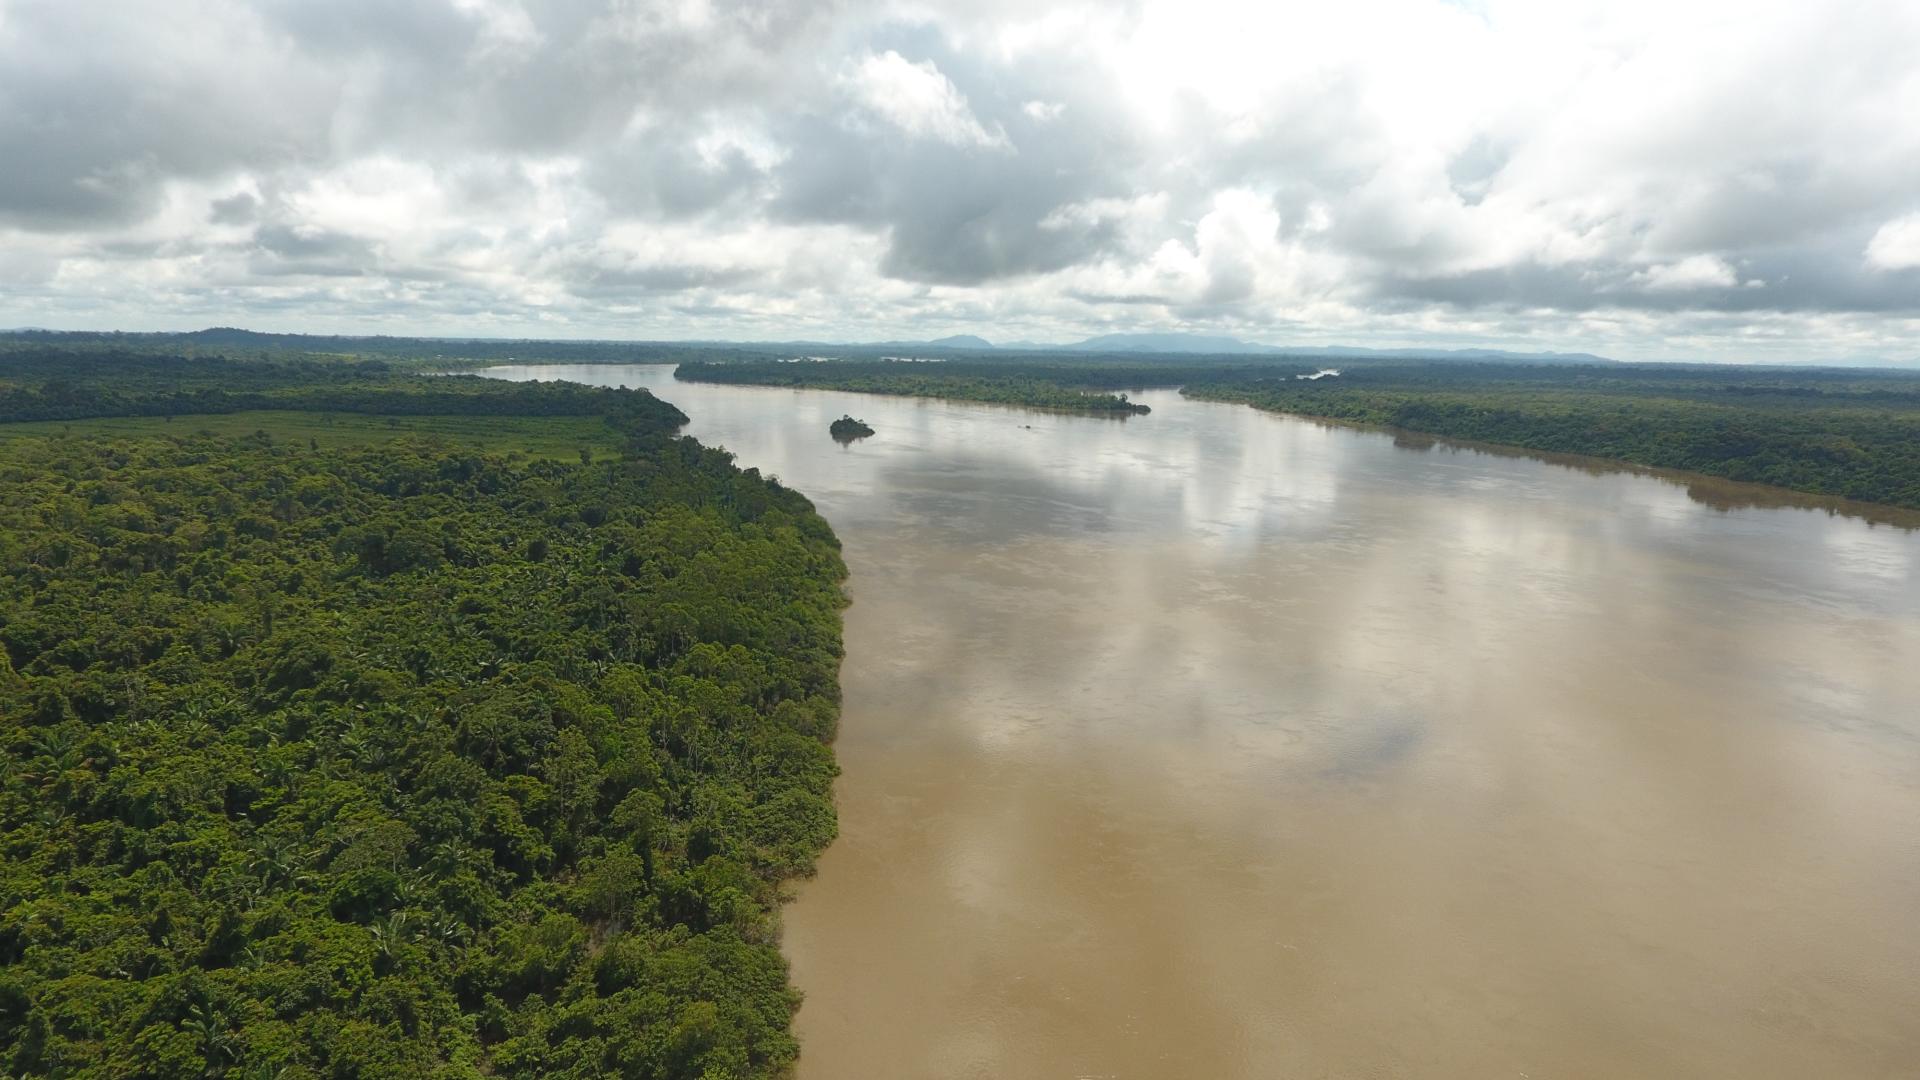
left=485, top=364, right=1920, bottom=1080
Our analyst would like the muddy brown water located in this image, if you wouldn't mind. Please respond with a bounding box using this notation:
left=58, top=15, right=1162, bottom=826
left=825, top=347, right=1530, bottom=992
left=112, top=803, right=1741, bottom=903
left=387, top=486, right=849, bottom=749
left=486, top=366, right=1920, bottom=1080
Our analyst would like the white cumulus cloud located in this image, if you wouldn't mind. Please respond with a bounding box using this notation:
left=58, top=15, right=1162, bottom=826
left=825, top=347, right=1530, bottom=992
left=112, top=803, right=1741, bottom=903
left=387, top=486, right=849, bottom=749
left=1865, top=212, right=1920, bottom=271
left=842, top=51, right=1010, bottom=150
left=1633, top=255, right=1740, bottom=292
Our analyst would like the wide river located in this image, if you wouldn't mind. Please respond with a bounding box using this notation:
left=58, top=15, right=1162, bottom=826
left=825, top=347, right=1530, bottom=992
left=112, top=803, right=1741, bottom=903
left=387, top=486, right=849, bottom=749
left=487, top=365, right=1920, bottom=1079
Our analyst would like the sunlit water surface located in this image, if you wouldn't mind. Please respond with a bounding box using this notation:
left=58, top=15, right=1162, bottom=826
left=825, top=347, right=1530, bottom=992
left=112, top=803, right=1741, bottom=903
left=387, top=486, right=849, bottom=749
left=486, top=365, right=1920, bottom=1080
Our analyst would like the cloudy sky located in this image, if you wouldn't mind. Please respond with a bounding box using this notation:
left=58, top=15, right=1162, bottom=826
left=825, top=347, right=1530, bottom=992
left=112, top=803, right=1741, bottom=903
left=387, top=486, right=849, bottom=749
left=2, top=0, right=1917, bottom=359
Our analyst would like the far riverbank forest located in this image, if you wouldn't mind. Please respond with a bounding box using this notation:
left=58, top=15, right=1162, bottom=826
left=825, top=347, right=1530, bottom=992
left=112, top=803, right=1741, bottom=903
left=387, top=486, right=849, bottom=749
left=0, top=348, right=848, bottom=1078
left=678, top=354, right=1920, bottom=511
left=6, top=329, right=1916, bottom=507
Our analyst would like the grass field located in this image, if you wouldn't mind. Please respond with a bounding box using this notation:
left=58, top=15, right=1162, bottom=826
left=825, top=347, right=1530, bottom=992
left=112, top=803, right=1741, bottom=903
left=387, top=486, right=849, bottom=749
left=0, top=410, right=631, bottom=461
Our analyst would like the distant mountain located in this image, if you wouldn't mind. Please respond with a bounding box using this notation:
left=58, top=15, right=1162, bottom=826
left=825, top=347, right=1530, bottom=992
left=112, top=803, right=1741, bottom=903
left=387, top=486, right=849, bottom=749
left=866, top=333, right=994, bottom=350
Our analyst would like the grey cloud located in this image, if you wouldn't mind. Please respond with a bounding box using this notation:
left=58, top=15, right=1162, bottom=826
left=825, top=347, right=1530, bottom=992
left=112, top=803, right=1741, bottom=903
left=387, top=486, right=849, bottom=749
left=583, top=125, right=773, bottom=219
left=249, top=224, right=377, bottom=277
left=3, top=0, right=1920, bottom=360
left=1445, top=135, right=1510, bottom=206
left=1630, top=157, right=1920, bottom=258
left=210, top=193, right=261, bottom=225
left=250, top=0, right=856, bottom=157
left=766, top=40, right=1149, bottom=284
left=1375, top=232, right=1920, bottom=317
left=0, top=2, right=335, bottom=228
left=256, top=0, right=484, bottom=58
left=562, top=260, right=762, bottom=298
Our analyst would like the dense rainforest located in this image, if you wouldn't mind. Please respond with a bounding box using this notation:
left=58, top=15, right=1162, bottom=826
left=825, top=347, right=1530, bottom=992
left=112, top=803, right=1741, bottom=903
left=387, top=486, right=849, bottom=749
left=0, top=346, right=683, bottom=428
left=1183, top=364, right=1920, bottom=509
left=0, top=355, right=850, bottom=1078
left=0, top=329, right=731, bottom=368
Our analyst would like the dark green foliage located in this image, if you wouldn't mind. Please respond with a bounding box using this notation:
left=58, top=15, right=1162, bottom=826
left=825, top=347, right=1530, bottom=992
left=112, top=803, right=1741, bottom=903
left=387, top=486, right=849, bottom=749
left=676, top=360, right=1152, bottom=415
left=827, top=417, right=874, bottom=443
left=0, top=410, right=847, bottom=1075
left=0, top=329, right=720, bottom=368
left=0, top=347, right=688, bottom=434
left=1185, top=363, right=1920, bottom=509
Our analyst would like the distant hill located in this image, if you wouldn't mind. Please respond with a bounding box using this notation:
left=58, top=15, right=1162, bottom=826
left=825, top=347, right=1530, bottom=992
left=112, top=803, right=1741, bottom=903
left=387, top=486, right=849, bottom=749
left=863, top=334, right=993, bottom=351
left=182, top=326, right=295, bottom=346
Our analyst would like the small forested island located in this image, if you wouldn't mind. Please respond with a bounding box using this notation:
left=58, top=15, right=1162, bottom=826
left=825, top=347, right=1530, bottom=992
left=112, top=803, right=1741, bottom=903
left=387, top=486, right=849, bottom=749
left=0, top=345, right=848, bottom=1078
left=676, top=360, right=1152, bottom=416
left=829, top=415, right=875, bottom=442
